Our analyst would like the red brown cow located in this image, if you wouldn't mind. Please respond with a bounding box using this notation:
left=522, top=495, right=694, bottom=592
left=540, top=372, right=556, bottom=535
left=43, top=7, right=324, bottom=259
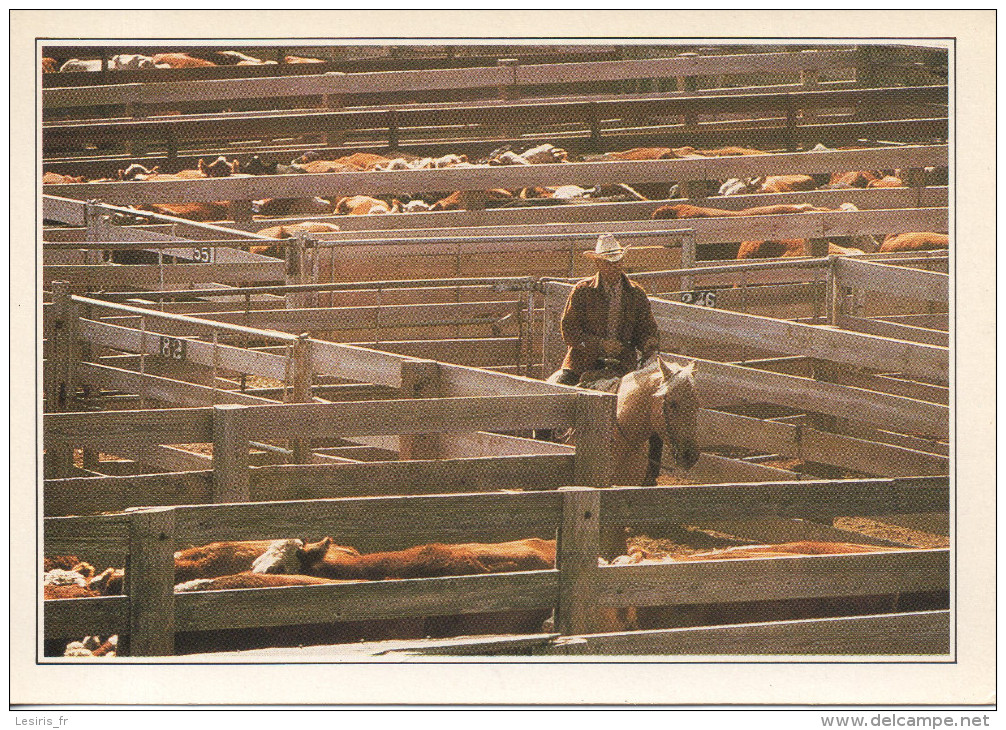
left=652, top=203, right=829, bottom=220
left=42, top=57, right=57, bottom=73
left=151, top=53, right=217, bottom=68
left=251, top=221, right=342, bottom=256
left=678, top=146, right=769, bottom=157
left=757, top=175, right=817, bottom=193
left=174, top=539, right=329, bottom=582
left=879, top=232, right=949, bottom=252
left=334, top=195, right=393, bottom=215
left=867, top=176, right=904, bottom=188
left=830, top=170, right=883, bottom=188
left=602, top=147, right=676, bottom=161
left=296, top=537, right=555, bottom=580
left=430, top=189, right=513, bottom=211
left=43, top=172, right=86, bottom=184
left=138, top=202, right=231, bottom=222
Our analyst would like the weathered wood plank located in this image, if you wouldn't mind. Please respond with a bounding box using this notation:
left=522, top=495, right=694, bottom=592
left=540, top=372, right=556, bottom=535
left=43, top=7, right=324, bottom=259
left=44, top=513, right=131, bottom=566
left=212, top=404, right=251, bottom=503
left=44, top=596, right=129, bottom=640
left=78, top=320, right=290, bottom=382
left=600, top=476, right=948, bottom=527
left=649, top=295, right=948, bottom=383
left=835, top=257, right=949, bottom=302
left=667, top=453, right=802, bottom=483
left=309, top=340, right=405, bottom=389
left=595, top=548, right=948, bottom=608
left=835, top=314, right=949, bottom=347
left=77, top=362, right=278, bottom=407
left=43, top=262, right=285, bottom=288
left=235, top=395, right=580, bottom=441
left=44, top=470, right=214, bottom=517
left=699, top=409, right=949, bottom=477
left=658, top=352, right=949, bottom=439
left=46, top=407, right=213, bottom=448
left=194, top=300, right=519, bottom=333
left=173, top=490, right=562, bottom=552
left=173, top=570, right=558, bottom=632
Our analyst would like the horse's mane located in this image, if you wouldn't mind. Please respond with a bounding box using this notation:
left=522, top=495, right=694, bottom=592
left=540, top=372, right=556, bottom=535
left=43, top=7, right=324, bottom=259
left=629, top=356, right=694, bottom=388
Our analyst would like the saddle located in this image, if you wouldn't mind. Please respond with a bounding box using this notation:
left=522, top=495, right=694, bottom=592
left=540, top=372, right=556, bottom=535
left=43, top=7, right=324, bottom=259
left=577, top=362, right=628, bottom=394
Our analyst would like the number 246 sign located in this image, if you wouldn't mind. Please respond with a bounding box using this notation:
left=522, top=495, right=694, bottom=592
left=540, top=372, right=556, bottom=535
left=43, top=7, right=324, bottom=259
left=680, top=290, right=717, bottom=307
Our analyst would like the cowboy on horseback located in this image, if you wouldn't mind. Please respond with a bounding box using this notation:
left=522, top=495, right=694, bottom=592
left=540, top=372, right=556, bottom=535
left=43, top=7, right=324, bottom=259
left=555, top=233, right=660, bottom=386
left=551, top=233, right=668, bottom=484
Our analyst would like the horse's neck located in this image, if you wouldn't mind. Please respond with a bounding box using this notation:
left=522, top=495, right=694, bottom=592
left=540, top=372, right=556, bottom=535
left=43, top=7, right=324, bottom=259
left=616, top=373, right=659, bottom=445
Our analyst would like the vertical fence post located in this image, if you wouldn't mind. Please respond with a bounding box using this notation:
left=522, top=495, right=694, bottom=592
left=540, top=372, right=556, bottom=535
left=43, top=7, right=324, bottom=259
left=555, top=486, right=601, bottom=636
left=322, top=72, right=347, bottom=148
left=125, top=507, right=176, bottom=656
left=212, top=404, right=250, bottom=502
left=399, top=359, right=444, bottom=460
left=46, top=282, right=78, bottom=478
left=541, top=281, right=568, bottom=378
left=573, top=392, right=616, bottom=487
left=679, top=230, right=697, bottom=292
left=290, top=334, right=314, bottom=463
left=496, top=58, right=519, bottom=139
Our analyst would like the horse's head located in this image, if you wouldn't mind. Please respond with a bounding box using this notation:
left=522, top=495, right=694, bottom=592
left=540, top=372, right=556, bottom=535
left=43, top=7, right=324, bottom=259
left=653, top=358, right=700, bottom=469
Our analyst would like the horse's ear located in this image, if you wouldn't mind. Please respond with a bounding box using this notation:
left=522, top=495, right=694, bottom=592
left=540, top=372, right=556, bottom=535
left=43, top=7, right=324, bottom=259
left=657, top=356, right=673, bottom=381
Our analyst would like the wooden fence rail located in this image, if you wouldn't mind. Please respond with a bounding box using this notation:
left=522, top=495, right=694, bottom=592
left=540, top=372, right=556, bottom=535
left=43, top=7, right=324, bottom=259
left=43, top=84, right=944, bottom=151
left=43, top=49, right=862, bottom=108
left=43, top=475, right=949, bottom=655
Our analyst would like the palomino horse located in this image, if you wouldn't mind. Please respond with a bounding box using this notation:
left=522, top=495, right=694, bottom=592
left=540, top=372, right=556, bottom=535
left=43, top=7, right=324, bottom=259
left=546, top=356, right=700, bottom=485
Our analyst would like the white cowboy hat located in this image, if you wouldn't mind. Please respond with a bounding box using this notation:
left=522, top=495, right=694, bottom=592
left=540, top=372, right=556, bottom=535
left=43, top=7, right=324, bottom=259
left=584, top=233, right=629, bottom=262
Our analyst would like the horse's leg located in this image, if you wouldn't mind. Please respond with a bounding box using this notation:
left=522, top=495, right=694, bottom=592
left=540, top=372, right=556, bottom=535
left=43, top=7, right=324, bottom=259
left=642, top=434, right=664, bottom=486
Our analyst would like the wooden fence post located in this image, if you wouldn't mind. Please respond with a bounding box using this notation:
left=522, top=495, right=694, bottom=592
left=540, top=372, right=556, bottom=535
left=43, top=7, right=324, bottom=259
left=541, top=282, right=568, bottom=377
left=322, top=72, right=347, bottom=148
left=799, top=50, right=820, bottom=125
left=286, top=232, right=311, bottom=309
left=497, top=58, right=519, bottom=139
left=125, top=507, right=176, bottom=656
left=399, top=359, right=444, bottom=460
left=573, top=392, right=616, bottom=487
left=46, top=282, right=78, bottom=478
left=555, top=486, right=601, bottom=636
left=212, top=404, right=250, bottom=502
left=290, top=333, right=314, bottom=463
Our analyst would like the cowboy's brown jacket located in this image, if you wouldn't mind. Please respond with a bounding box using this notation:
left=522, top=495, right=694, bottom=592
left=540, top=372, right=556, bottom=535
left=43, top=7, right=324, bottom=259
left=560, top=272, right=659, bottom=374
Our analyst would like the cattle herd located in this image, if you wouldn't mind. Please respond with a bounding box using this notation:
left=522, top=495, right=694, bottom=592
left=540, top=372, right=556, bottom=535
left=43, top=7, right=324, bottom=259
left=41, top=44, right=951, bottom=658
left=44, top=142, right=948, bottom=259
left=47, top=533, right=945, bottom=657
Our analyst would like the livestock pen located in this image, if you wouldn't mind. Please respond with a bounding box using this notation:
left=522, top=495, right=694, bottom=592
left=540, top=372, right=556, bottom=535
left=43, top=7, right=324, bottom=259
left=39, top=42, right=952, bottom=658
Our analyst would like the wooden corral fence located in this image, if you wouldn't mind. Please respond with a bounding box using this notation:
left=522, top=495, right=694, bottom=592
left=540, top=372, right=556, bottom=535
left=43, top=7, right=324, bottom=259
left=43, top=84, right=946, bottom=163
left=42, top=47, right=863, bottom=106
left=39, top=44, right=953, bottom=658
left=41, top=44, right=625, bottom=86
left=43, top=476, right=949, bottom=657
